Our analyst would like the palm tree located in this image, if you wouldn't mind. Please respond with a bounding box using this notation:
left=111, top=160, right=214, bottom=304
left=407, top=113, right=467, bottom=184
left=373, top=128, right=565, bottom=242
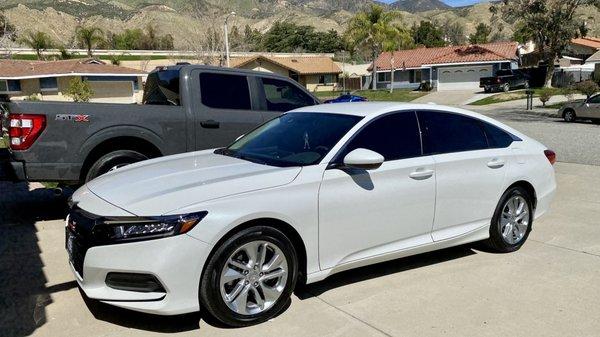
left=76, top=26, right=104, bottom=57
left=345, top=5, right=412, bottom=89
left=19, top=31, right=53, bottom=59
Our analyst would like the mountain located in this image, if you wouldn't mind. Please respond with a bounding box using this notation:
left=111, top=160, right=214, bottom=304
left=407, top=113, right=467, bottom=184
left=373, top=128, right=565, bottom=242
left=389, top=0, right=450, bottom=12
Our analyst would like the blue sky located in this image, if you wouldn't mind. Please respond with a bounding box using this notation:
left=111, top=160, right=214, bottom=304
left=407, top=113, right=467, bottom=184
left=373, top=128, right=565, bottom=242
left=377, top=0, right=486, bottom=6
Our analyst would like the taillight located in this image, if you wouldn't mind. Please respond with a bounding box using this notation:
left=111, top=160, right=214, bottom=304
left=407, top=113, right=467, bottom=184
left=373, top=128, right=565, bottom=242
left=544, top=149, right=556, bottom=165
left=8, top=114, right=46, bottom=150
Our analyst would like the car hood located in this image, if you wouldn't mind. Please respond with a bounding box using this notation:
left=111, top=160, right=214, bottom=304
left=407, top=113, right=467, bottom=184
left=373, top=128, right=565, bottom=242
left=86, top=150, right=301, bottom=216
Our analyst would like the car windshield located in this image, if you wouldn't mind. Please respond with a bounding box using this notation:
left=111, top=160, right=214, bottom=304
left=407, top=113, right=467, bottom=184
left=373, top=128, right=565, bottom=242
left=217, top=113, right=362, bottom=167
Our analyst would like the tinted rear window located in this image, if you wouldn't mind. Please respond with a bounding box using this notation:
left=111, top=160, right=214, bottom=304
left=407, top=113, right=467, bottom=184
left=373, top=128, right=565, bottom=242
left=143, top=69, right=180, bottom=106
left=418, top=110, right=488, bottom=154
left=200, top=73, right=251, bottom=110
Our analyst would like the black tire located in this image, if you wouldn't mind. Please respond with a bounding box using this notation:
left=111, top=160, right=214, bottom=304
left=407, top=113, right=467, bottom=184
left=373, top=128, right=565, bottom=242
left=503, top=83, right=510, bottom=92
left=563, top=109, right=576, bottom=123
left=523, top=80, right=530, bottom=89
left=484, top=87, right=491, bottom=93
left=200, top=226, right=298, bottom=327
left=85, top=150, right=148, bottom=182
left=485, top=186, right=534, bottom=253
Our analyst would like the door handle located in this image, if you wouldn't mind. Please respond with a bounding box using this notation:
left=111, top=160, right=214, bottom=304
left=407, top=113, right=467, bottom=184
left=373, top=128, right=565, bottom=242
left=201, top=120, right=220, bottom=129
left=409, top=168, right=434, bottom=180
left=487, top=158, right=505, bottom=169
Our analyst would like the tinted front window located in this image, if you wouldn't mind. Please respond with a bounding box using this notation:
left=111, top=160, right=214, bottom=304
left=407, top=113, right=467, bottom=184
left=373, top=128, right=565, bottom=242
left=482, top=122, right=516, bottom=148
left=201, top=73, right=251, bottom=110
left=262, top=77, right=314, bottom=112
left=340, top=112, right=421, bottom=161
left=221, top=113, right=361, bottom=167
left=143, top=69, right=180, bottom=105
left=588, top=94, right=600, bottom=104
left=418, top=110, right=488, bottom=154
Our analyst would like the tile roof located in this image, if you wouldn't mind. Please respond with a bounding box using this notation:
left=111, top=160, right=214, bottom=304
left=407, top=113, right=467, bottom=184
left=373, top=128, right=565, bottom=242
left=0, top=58, right=146, bottom=79
left=231, top=55, right=341, bottom=75
left=372, top=42, right=519, bottom=71
left=570, top=37, right=600, bottom=50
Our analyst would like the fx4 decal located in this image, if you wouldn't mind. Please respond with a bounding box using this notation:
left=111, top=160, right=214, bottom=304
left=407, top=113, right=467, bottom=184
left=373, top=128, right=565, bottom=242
left=56, top=114, right=90, bottom=122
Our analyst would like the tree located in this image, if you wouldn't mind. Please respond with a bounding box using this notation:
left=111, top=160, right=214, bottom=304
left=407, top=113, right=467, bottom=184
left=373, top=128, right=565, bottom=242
left=0, top=12, right=15, bottom=41
left=19, top=31, right=53, bottom=60
left=492, top=0, right=600, bottom=87
left=65, top=77, right=94, bottom=102
left=261, top=22, right=344, bottom=53
left=76, top=26, right=104, bottom=57
left=469, top=23, right=491, bottom=44
left=442, top=19, right=467, bottom=46
left=412, top=21, right=445, bottom=47
left=575, top=80, right=599, bottom=99
left=538, top=88, right=553, bottom=106
left=345, top=5, right=412, bottom=88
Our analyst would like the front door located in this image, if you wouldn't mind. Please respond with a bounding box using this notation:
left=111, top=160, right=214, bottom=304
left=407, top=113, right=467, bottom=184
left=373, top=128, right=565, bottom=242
left=318, top=111, right=436, bottom=270
left=194, top=72, right=264, bottom=150
left=578, top=94, right=600, bottom=118
left=417, top=110, right=508, bottom=241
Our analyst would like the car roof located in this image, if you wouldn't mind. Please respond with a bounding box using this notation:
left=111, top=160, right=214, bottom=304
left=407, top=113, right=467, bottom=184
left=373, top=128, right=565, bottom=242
left=290, top=102, right=476, bottom=117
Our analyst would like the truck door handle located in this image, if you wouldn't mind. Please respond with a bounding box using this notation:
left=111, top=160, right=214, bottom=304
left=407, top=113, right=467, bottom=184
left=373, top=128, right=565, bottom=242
left=409, top=168, right=434, bottom=180
left=201, top=120, right=220, bottom=129
left=487, top=158, right=505, bottom=169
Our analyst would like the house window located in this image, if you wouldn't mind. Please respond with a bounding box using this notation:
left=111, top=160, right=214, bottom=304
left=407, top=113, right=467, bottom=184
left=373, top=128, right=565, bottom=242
left=377, top=72, right=391, bottom=82
left=319, top=74, right=336, bottom=85
left=0, top=80, right=21, bottom=93
left=414, top=69, right=422, bottom=83
left=39, top=77, right=58, bottom=91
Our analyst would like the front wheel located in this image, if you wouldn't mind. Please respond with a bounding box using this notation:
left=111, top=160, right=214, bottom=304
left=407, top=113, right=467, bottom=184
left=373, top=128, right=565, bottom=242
left=523, top=80, right=530, bottom=89
left=200, top=226, right=298, bottom=327
left=563, top=109, right=576, bottom=123
left=503, top=83, right=510, bottom=92
left=485, top=186, right=533, bottom=253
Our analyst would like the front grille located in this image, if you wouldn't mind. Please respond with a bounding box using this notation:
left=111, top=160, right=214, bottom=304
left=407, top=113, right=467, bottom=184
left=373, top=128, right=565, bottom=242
left=66, top=208, right=98, bottom=278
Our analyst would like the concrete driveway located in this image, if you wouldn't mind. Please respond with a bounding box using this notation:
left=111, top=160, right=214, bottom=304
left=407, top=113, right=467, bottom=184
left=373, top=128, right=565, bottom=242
left=1, top=162, right=599, bottom=337
left=412, top=90, right=486, bottom=106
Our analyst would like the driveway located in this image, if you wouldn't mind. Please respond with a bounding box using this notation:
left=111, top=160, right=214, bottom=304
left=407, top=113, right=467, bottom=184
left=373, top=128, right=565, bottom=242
left=412, top=90, right=487, bottom=106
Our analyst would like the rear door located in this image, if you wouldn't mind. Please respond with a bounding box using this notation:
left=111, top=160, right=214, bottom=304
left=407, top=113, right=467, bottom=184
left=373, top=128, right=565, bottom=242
left=417, top=110, right=510, bottom=241
left=257, top=76, right=318, bottom=122
left=194, top=71, right=264, bottom=150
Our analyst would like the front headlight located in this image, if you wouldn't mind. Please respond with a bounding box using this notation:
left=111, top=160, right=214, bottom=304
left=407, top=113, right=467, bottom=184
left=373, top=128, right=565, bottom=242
left=94, top=211, right=208, bottom=243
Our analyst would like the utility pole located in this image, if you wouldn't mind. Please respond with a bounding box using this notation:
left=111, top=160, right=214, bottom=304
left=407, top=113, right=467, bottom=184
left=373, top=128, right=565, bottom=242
left=224, top=12, right=236, bottom=67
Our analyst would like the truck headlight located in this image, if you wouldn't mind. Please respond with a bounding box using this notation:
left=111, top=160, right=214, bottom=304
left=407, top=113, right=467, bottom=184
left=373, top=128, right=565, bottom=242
left=96, top=211, right=208, bottom=243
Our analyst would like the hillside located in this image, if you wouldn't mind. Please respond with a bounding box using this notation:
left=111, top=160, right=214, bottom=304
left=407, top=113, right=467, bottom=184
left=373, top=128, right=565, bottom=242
left=1, top=1, right=600, bottom=51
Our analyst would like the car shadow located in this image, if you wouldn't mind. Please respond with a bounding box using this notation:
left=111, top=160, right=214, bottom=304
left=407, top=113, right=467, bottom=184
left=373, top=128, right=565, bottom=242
left=0, top=179, right=71, bottom=336
left=296, top=245, right=476, bottom=299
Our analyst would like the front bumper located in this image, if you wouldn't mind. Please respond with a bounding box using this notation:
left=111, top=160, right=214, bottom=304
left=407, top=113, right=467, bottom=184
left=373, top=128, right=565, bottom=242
left=66, top=212, right=213, bottom=315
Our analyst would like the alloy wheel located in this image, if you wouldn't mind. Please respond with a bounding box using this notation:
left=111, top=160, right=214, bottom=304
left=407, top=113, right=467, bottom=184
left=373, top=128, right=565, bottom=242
left=499, top=195, right=530, bottom=245
left=219, top=240, right=288, bottom=316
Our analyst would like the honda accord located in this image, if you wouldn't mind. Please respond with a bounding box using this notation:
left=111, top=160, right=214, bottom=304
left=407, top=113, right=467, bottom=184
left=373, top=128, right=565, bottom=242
left=66, top=102, right=557, bottom=327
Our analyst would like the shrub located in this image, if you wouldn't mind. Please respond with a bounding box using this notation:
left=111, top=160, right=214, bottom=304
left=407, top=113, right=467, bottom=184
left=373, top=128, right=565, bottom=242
left=24, top=94, right=40, bottom=101
left=538, top=88, right=552, bottom=106
left=574, top=80, right=599, bottom=99
left=419, top=81, right=432, bottom=92
left=65, top=77, right=94, bottom=102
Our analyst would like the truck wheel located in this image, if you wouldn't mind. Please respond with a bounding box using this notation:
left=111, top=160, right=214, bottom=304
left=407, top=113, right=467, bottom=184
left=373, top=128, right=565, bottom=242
left=503, top=83, right=510, bottom=92
left=523, top=80, right=530, bottom=89
left=85, top=150, right=148, bottom=182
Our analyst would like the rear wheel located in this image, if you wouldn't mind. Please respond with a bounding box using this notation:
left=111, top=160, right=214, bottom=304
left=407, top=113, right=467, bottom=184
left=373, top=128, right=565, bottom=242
left=485, top=186, right=533, bottom=253
left=84, top=150, right=148, bottom=182
left=563, top=109, right=576, bottom=122
left=200, top=226, right=298, bottom=327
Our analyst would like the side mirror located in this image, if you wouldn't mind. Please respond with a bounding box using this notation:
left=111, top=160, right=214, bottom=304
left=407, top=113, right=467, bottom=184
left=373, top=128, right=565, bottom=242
left=343, top=148, right=384, bottom=170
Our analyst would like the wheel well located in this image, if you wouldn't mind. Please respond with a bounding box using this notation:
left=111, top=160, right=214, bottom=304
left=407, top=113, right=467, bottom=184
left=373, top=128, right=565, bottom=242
left=508, top=180, right=537, bottom=210
left=202, top=218, right=308, bottom=287
left=81, top=137, right=162, bottom=181
left=562, top=108, right=575, bottom=117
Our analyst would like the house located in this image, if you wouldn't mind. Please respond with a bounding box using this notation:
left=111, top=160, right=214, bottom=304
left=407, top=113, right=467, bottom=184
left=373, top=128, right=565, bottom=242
left=336, top=63, right=372, bottom=90
left=371, top=42, right=520, bottom=91
left=230, top=55, right=342, bottom=92
left=0, top=59, right=146, bottom=103
left=566, top=37, right=600, bottom=60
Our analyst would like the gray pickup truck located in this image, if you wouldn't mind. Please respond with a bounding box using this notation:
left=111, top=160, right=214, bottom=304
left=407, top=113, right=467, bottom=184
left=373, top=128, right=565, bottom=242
left=1, top=65, right=320, bottom=185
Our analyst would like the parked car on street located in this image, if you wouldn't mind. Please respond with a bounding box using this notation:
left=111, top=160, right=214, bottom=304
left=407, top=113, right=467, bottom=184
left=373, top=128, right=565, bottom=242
left=559, top=93, right=600, bottom=123
left=1, top=65, right=319, bottom=185
left=66, top=102, right=556, bottom=327
left=480, top=69, right=530, bottom=93
left=324, top=94, right=368, bottom=103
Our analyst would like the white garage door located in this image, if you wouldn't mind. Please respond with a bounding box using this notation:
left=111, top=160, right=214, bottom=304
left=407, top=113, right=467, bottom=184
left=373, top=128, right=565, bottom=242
left=438, top=65, right=492, bottom=91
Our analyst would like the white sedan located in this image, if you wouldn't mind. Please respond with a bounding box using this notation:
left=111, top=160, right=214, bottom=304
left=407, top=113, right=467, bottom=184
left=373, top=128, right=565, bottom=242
left=66, top=102, right=556, bottom=327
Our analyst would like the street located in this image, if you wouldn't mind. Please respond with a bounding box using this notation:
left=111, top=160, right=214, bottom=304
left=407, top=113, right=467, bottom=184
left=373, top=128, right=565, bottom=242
left=1, top=106, right=600, bottom=337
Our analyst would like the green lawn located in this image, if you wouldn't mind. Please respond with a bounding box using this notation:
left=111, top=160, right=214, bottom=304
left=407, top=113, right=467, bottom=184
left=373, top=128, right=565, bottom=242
left=469, top=88, right=564, bottom=106
left=315, top=89, right=427, bottom=102
left=540, top=102, right=566, bottom=109
left=0, top=137, right=6, bottom=149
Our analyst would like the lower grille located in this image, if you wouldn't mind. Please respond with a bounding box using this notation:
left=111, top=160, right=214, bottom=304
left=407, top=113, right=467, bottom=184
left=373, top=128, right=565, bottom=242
left=66, top=209, right=97, bottom=278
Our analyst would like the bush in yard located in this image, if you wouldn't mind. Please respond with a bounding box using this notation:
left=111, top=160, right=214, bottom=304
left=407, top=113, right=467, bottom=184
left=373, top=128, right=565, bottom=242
left=65, top=78, right=94, bottom=102
left=574, top=80, right=599, bottom=99
left=538, top=88, right=552, bottom=106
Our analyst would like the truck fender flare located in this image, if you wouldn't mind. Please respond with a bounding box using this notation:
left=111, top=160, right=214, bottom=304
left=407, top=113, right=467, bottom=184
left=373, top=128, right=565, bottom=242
left=79, top=125, right=166, bottom=160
